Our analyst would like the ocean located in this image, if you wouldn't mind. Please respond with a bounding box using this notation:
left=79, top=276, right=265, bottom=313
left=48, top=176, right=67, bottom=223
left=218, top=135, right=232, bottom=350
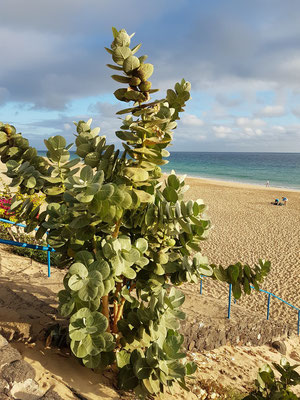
left=163, top=152, right=300, bottom=190
left=37, top=151, right=300, bottom=190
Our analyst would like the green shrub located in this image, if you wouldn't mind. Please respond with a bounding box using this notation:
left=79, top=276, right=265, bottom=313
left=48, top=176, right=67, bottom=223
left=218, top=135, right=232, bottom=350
left=0, top=226, right=59, bottom=266
left=243, top=358, right=300, bottom=399
left=0, top=27, right=270, bottom=398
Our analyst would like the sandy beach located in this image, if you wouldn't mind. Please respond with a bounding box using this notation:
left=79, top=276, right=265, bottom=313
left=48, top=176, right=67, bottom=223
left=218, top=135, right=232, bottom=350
left=0, top=163, right=299, bottom=398
left=182, top=176, right=300, bottom=326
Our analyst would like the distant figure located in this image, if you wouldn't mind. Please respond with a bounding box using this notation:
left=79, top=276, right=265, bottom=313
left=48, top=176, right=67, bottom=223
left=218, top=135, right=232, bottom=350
left=271, top=198, right=279, bottom=205
left=282, top=197, right=288, bottom=206
left=266, top=180, right=270, bottom=187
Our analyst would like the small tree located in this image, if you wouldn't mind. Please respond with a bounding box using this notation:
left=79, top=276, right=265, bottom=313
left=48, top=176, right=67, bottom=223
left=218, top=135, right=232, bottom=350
left=0, top=28, right=270, bottom=398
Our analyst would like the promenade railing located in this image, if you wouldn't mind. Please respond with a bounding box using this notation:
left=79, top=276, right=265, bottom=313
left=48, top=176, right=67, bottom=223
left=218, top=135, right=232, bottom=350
left=200, top=277, right=300, bottom=335
left=0, top=218, right=54, bottom=277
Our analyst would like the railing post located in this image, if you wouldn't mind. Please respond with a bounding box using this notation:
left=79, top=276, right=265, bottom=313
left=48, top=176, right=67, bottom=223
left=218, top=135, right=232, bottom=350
left=200, top=279, right=203, bottom=295
left=267, top=293, right=271, bottom=320
left=47, top=249, right=51, bottom=278
left=227, top=284, right=232, bottom=319
left=298, top=311, right=300, bottom=336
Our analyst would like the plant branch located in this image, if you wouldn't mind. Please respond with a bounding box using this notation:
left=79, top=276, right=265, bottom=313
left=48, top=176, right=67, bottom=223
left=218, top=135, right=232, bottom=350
left=112, top=282, right=122, bottom=333
left=101, top=295, right=110, bottom=332
left=112, top=218, right=122, bottom=239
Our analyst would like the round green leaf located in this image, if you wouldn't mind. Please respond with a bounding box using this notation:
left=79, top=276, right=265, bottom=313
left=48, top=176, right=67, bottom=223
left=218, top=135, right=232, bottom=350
left=68, top=274, right=85, bottom=291
left=25, top=176, right=36, bottom=188
left=90, top=259, right=110, bottom=280
left=92, top=311, right=108, bottom=333
left=78, top=282, right=98, bottom=301
left=75, top=251, right=94, bottom=266
left=112, top=46, right=132, bottom=65
left=122, top=248, right=140, bottom=264
left=123, top=56, right=140, bottom=73
left=134, top=238, right=148, bottom=254
left=95, top=183, right=114, bottom=201
left=69, top=263, right=88, bottom=278
left=124, top=167, right=149, bottom=182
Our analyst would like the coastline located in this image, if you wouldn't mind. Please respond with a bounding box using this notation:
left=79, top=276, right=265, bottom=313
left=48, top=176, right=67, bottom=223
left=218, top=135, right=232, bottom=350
left=163, top=172, right=300, bottom=193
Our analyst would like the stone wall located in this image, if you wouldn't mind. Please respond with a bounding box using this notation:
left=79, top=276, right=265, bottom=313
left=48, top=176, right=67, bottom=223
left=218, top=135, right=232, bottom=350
left=180, top=312, right=294, bottom=352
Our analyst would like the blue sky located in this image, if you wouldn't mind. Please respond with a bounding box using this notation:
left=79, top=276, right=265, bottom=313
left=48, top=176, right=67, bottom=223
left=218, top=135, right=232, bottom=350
left=1, top=0, right=300, bottom=152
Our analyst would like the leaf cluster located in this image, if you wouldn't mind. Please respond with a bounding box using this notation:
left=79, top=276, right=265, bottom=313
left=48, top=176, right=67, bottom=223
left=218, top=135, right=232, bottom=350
left=212, top=260, right=271, bottom=299
left=243, top=358, right=300, bottom=399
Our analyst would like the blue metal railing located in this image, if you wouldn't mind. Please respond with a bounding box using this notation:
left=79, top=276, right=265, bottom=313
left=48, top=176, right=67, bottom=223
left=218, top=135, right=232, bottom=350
left=0, top=218, right=54, bottom=277
left=200, top=278, right=300, bottom=335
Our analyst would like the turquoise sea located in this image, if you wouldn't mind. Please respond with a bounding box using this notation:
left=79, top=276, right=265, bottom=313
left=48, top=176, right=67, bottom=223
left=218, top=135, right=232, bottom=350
left=162, top=152, right=300, bottom=190
left=37, top=151, right=300, bottom=190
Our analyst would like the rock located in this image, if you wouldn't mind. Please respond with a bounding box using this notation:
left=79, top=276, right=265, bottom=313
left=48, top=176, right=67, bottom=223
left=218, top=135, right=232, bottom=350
left=0, top=395, right=12, bottom=399
left=41, top=389, right=64, bottom=400
left=2, top=360, right=35, bottom=384
left=0, top=378, right=9, bottom=392
left=0, top=336, right=8, bottom=349
left=289, top=350, right=300, bottom=362
left=272, top=341, right=287, bottom=355
left=0, top=346, right=22, bottom=369
left=9, top=379, right=42, bottom=400
left=188, top=340, right=195, bottom=351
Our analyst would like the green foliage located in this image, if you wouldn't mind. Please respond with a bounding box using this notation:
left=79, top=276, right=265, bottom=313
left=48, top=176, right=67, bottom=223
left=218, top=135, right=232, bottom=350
left=0, top=226, right=56, bottom=265
left=0, top=27, right=271, bottom=399
left=243, top=358, right=300, bottom=399
left=212, top=260, right=271, bottom=299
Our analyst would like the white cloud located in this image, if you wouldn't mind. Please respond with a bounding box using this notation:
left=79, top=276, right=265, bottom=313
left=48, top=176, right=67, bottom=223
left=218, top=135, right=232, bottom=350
left=181, top=114, right=204, bottom=127
left=272, top=125, right=286, bottom=133
left=257, top=105, right=285, bottom=117
left=213, top=125, right=232, bottom=138
left=236, top=117, right=266, bottom=128
left=242, top=127, right=263, bottom=137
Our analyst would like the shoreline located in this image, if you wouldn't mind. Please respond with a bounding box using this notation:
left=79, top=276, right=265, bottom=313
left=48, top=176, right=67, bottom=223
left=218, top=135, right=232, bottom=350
left=0, top=159, right=299, bottom=193
left=163, top=172, right=300, bottom=193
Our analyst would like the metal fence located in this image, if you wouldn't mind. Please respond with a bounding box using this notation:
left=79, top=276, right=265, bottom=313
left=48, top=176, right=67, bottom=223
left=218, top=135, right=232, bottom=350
left=1, top=217, right=299, bottom=333
left=0, top=218, right=54, bottom=277
left=200, top=277, right=300, bottom=335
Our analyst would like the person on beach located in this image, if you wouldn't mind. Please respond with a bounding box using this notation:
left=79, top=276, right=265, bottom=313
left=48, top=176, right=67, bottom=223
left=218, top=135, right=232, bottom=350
left=282, top=196, right=288, bottom=206
left=266, top=180, right=270, bottom=187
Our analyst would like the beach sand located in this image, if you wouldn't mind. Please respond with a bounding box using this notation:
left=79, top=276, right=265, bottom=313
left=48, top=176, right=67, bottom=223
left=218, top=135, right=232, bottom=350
left=0, top=163, right=299, bottom=398
left=183, top=176, right=300, bottom=326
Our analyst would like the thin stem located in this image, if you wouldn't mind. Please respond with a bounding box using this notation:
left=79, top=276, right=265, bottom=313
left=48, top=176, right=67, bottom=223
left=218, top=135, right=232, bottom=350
left=112, top=218, right=122, bottom=239
left=57, top=160, right=66, bottom=191
left=101, top=295, right=110, bottom=332
left=112, top=282, right=122, bottom=333
left=112, top=282, right=136, bottom=334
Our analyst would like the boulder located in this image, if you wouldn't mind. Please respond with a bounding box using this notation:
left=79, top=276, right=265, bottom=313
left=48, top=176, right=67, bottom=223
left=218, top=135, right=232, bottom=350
left=0, top=346, right=21, bottom=369
left=41, top=389, right=64, bottom=400
left=2, top=360, right=35, bottom=384
left=272, top=340, right=287, bottom=355
left=289, top=350, right=300, bottom=362
left=9, top=379, right=41, bottom=400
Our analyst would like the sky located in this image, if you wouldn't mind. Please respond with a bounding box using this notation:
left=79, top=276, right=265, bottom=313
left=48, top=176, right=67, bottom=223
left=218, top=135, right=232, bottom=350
left=1, top=0, right=300, bottom=152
